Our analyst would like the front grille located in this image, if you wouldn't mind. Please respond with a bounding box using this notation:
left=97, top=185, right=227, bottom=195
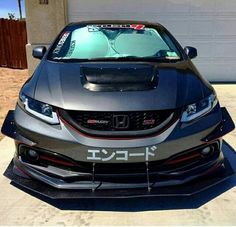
left=71, top=111, right=171, bottom=131
left=59, top=109, right=179, bottom=137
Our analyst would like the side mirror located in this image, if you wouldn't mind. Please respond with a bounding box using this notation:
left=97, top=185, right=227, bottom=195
left=32, top=46, right=47, bottom=59
left=184, top=46, right=197, bottom=59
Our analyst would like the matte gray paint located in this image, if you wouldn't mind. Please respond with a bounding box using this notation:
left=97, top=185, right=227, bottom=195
left=22, top=60, right=212, bottom=111
left=14, top=104, right=221, bottom=163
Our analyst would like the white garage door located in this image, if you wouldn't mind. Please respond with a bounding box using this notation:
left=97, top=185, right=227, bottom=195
left=68, top=0, right=236, bottom=82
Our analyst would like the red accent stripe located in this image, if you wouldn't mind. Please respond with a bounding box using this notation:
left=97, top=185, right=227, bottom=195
left=39, top=155, right=75, bottom=167
left=15, top=166, right=32, bottom=178
left=205, top=163, right=222, bottom=175
left=167, top=153, right=201, bottom=165
left=201, top=137, right=222, bottom=144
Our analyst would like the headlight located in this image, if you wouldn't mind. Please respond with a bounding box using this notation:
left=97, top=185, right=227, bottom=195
left=181, top=94, right=218, bottom=122
left=19, top=93, right=59, bottom=124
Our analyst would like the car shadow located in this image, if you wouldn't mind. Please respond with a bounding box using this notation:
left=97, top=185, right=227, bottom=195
left=10, top=141, right=236, bottom=212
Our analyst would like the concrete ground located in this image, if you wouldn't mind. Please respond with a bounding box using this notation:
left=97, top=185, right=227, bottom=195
left=0, top=85, right=236, bottom=226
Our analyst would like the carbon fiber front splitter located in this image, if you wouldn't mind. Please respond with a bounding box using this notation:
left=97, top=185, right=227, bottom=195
left=4, top=154, right=234, bottom=199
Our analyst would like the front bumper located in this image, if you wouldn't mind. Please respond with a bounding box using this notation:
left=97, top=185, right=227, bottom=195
left=1, top=107, right=235, bottom=198
left=3, top=153, right=234, bottom=198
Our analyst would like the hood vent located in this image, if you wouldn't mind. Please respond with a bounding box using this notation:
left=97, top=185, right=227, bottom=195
left=80, top=65, right=158, bottom=92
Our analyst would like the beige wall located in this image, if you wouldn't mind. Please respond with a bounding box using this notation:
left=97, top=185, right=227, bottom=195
left=25, top=0, right=68, bottom=75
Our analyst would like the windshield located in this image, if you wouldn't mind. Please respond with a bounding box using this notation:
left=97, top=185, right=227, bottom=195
left=48, top=24, right=182, bottom=61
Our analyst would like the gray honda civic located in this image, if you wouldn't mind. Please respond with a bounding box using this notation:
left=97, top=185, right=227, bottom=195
left=1, top=20, right=235, bottom=198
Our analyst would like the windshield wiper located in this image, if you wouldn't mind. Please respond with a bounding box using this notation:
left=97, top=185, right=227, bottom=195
left=111, top=56, right=181, bottom=62
left=51, top=57, right=91, bottom=62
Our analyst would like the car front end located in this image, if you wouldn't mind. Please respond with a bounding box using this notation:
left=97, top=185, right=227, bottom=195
left=1, top=21, right=235, bottom=198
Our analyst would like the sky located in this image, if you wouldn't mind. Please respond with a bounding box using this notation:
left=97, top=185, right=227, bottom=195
left=0, top=0, right=25, bottom=19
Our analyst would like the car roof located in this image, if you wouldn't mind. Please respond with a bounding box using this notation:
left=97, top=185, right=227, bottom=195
left=67, top=20, right=165, bottom=29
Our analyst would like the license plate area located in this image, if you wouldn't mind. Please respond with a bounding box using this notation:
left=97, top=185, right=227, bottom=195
left=86, top=145, right=158, bottom=163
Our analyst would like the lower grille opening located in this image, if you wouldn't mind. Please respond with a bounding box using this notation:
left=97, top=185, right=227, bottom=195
left=18, top=142, right=220, bottom=184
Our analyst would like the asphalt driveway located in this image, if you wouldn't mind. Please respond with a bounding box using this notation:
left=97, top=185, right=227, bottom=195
left=0, top=85, right=235, bottom=225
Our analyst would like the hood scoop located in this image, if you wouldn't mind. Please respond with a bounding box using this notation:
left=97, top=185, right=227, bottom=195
left=81, top=65, right=158, bottom=92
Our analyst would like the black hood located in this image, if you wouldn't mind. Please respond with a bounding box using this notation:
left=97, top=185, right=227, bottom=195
left=22, top=60, right=213, bottom=111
